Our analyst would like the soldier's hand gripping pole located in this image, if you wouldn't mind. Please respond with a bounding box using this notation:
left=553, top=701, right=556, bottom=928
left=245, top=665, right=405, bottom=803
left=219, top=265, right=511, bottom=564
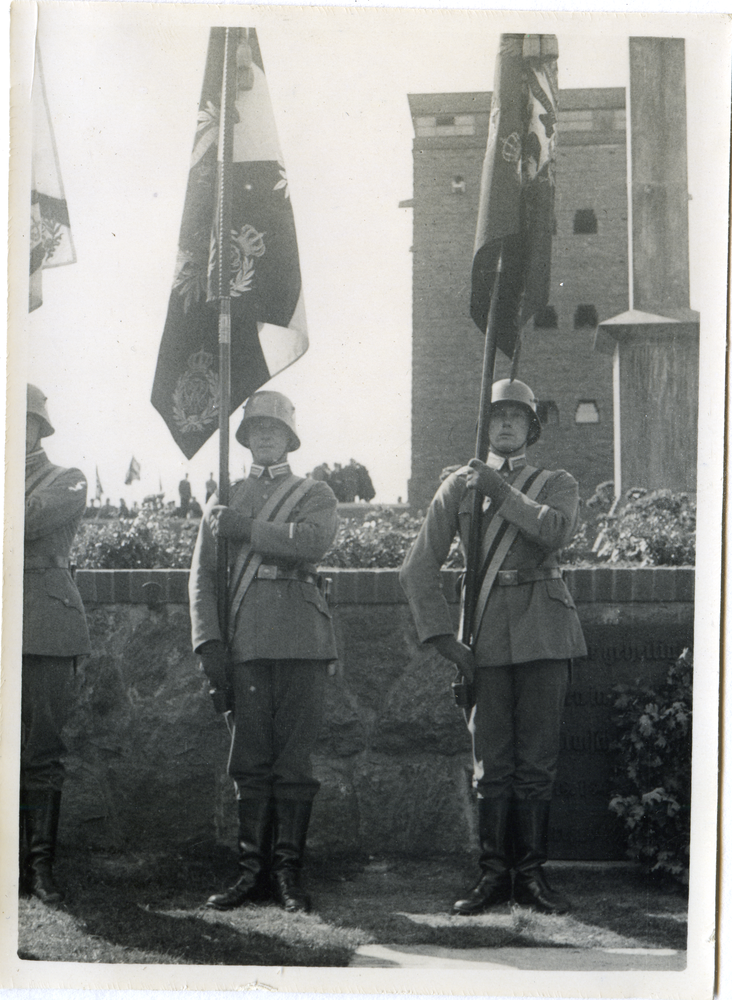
left=460, top=264, right=502, bottom=648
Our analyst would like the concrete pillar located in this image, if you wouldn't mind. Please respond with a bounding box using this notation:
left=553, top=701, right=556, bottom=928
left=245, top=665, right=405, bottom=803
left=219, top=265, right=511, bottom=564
left=630, top=38, right=691, bottom=314
left=595, top=38, right=698, bottom=495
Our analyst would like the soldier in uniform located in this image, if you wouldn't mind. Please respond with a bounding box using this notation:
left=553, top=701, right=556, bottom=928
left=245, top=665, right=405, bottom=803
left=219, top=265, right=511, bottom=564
left=189, top=391, right=338, bottom=913
left=22, top=385, right=91, bottom=903
left=400, top=379, right=586, bottom=915
left=178, top=473, right=192, bottom=516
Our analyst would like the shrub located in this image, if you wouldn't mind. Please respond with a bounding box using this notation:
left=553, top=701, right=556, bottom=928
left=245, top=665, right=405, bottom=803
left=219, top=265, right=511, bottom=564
left=69, top=483, right=695, bottom=570
left=589, top=488, right=695, bottom=566
left=608, top=648, right=693, bottom=884
left=71, top=502, right=200, bottom=569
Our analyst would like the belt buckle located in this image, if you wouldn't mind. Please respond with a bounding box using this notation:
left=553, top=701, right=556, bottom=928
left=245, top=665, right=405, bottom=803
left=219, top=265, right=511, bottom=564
left=257, top=564, right=278, bottom=580
left=498, top=570, right=518, bottom=586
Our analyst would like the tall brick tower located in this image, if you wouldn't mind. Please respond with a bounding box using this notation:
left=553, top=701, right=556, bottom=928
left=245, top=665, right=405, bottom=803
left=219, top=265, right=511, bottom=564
left=406, top=88, right=628, bottom=510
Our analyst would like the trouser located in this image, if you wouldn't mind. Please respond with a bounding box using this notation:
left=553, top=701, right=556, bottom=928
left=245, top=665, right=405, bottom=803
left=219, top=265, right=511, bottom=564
left=469, top=659, right=569, bottom=800
left=20, top=655, right=75, bottom=792
left=228, top=659, right=327, bottom=802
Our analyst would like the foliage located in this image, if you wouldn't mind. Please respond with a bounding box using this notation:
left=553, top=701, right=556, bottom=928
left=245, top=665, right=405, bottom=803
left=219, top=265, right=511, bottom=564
left=608, top=648, right=693, bottom=884
left=322, top=507, right=423, bottom=568
left=590, top=489, right=696, bottom=566
left=70, top=482, right=695, bottom=570
left=559, top=485, right=695, bottom=567
left=71, top=499, right=200, bottom=569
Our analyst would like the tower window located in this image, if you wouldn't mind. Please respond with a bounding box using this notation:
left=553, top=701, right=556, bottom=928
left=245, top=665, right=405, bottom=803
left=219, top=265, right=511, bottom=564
left=575, top=400, right=600, bottom=424
left=451, top=175, right=466, bottom=195
left=536, top=401, right=560, bottom=425
left=573, top=209, right=598, bottom=234
left=534, top=306, right=558, bottom=329
left=574, top=304, right=598, bottom=329
left=415, top=114, right=475, bottom=137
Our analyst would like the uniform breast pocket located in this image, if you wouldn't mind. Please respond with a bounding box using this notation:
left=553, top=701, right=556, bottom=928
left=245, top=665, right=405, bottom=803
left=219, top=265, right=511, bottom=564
left=44, top=574, right=85, bottom=615
left=545, top=578, right=577, bottom=610
left=299, top=583, right=332, bottom=619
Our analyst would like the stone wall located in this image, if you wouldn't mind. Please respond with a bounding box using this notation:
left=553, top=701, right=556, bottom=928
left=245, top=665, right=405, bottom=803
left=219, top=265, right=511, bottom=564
left=60, top=567, right=694, bottom=859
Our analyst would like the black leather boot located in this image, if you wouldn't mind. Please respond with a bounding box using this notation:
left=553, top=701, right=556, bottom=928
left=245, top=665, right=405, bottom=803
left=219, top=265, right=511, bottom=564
left=272, top=799, right=313, bottom=913
left=512, top=799, right=570, bottom=914
left=206, top=798, right=273, bottom=910
left=19, top=793, right=31, bottom=897
left=453, top=798, right=513, bottom=915
left=26, top=789, right=64, bottom=905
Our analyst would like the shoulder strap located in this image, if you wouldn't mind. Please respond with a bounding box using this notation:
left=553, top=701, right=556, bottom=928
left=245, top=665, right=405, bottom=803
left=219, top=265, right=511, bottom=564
left=472, top=468, right=552, bottom=645
left=25, top=463, right=66, bottom=500
left=227, top=476, right=318, bottom=641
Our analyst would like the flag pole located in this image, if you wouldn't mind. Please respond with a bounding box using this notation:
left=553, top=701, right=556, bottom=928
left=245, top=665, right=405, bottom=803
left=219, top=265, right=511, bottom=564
left=216, top=27, right=238, bottom=637
left=460, top=264, right=502, bottom=648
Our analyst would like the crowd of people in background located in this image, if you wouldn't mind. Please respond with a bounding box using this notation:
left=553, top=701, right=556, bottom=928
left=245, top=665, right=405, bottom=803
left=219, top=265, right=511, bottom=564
left=309, top=459, right=375, bottom=503
left=83, top=461, right=376, bottom=521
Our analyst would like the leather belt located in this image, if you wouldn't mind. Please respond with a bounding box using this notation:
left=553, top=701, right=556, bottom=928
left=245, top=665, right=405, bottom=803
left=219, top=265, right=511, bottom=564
left=496, top=567, right=563, bottom=586
left=256, top=564, right=319, bottom=585
left=24, top=555, right=70, bottom=570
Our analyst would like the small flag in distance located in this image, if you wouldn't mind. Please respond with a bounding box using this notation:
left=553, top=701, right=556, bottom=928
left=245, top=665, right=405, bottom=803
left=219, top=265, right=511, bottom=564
left=125, top=457, right=141, bottom=485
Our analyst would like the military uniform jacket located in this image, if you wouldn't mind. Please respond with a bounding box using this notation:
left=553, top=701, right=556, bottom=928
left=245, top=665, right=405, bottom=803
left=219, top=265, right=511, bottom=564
left=24, top=450, right=91, bottom=658
left=188, top=468, right=339, bottom=663
left=400, top=459, right=587, bottom=666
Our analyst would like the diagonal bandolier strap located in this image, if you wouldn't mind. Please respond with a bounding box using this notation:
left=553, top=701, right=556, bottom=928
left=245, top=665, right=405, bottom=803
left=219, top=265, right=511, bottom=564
left=227, top=476, right=318, bottom=642
left=477, top=466, right=536, bottom=569
left=227, top=475, right=300, bottom=599
left=471, top=468, right=553, bottom=645
left=25, top=464, right=66, bottom=499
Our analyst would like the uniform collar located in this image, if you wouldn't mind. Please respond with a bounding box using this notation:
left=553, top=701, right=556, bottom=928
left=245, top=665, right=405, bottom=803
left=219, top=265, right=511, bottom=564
left=249, top=461, right=291, bottom=480
left=25, top=447, right=47, bottom=472
left=486, top=450, right=527, bottom=471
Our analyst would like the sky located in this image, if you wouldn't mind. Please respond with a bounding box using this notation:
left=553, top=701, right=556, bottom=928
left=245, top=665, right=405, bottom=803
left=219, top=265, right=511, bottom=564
left=10, top=5, right=730, bottom=506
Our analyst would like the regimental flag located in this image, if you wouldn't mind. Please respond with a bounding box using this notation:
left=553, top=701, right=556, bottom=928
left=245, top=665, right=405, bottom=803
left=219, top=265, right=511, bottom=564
left=95, top=466, right=104, bottom=503
left=470, top=34, right=558, bottom=358
left=152, top=28, right=308, bottom=458
left=125, top=457, right=141, bottom=485
left=29, top=43, right=75, bottom=312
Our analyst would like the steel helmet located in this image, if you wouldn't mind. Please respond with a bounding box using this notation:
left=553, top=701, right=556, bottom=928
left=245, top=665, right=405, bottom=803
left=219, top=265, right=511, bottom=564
left=491, top=378, right=541, bottom=446
left=27, top=384, right=55, bottom=438
left=235, top=391, right=301, bottom=452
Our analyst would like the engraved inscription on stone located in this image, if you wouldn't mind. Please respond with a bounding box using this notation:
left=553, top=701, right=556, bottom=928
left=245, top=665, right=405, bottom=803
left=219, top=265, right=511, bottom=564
left=550, top=624, right=692, bottom=860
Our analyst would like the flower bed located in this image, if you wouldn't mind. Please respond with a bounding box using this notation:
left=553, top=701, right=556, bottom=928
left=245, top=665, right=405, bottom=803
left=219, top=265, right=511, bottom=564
left=72, top=486, right=695, bottom=571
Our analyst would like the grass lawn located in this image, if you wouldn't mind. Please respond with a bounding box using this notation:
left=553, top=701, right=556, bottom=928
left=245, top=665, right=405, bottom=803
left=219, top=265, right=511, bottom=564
left=17, top=846, right=688, bottom=966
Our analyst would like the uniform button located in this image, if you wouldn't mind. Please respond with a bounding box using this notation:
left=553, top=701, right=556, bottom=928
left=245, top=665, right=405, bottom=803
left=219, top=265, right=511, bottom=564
left=63, top=598, right=70, bottom=606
